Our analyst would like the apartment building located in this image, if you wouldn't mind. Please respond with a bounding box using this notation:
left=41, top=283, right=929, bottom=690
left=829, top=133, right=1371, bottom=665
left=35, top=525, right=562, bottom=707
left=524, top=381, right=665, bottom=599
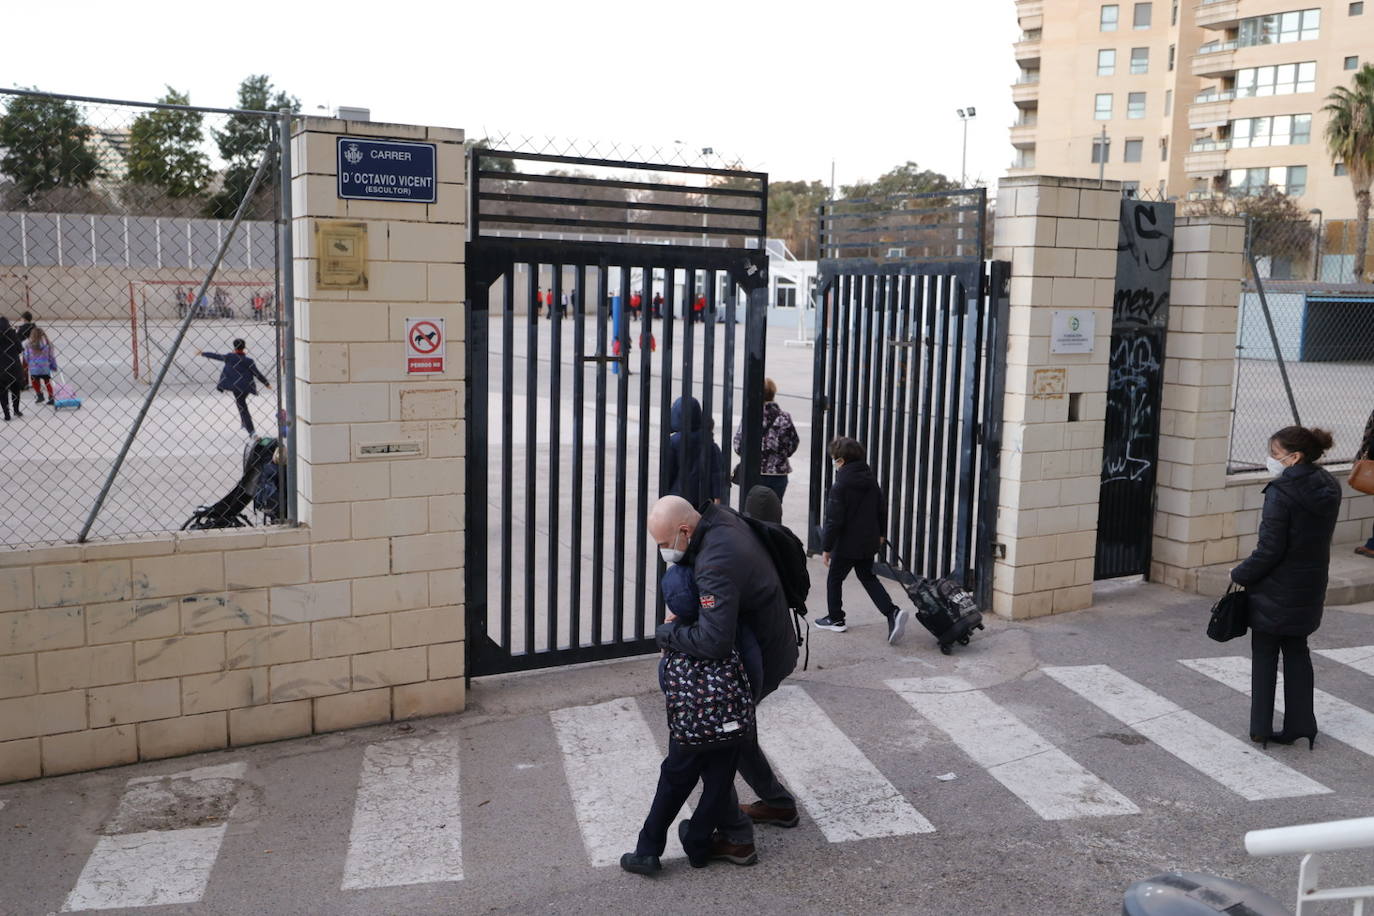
left=1010, top=0, right=1373, bottom=218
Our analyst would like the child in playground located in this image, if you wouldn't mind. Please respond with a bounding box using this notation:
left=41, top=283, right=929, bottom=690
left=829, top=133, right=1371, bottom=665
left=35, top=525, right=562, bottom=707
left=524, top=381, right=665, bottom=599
left=22, top=327, right=57, bottom=405
left=196, top=338, right=271, bottom=437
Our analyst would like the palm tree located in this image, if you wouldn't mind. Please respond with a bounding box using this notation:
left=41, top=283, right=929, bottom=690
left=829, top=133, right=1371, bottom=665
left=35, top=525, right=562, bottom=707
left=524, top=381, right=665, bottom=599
left=1323, top=63, right=1374, bottom=282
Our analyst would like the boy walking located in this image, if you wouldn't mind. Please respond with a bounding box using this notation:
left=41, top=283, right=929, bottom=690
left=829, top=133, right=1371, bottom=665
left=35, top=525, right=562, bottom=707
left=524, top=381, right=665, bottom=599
left=197, top=339, right=271, bottom=437
left=815, top=436, right=908, bottom=645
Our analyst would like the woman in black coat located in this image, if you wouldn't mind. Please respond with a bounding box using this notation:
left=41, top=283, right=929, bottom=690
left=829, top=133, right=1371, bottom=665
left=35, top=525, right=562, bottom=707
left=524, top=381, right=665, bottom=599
left=1230, top=425, right=1340, bottom=748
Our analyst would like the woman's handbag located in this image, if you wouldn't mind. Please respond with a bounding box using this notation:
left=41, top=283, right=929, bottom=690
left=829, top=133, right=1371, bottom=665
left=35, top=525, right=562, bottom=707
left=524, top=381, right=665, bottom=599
left=1349, top=458, right=1374, bottom=495
left=1206, top=585, right=1250, bottom=642
left=660, top=649, right=756, bottom=751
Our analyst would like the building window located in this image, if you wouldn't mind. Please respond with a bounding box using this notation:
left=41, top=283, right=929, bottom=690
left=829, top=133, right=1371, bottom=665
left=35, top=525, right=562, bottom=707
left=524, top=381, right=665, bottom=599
left=1346, top=56, right=1360, bottom=69
left=1171, top=0, right=1178, bottom=25
left=1131, top=47, right=1150, bottom=73
left=1350, top=1, right=1364, bottom=14
left=1098, top=48, right=1117, bottom=75
left=1092, top=137, right=1112, bottom=163
left=1095, top=93, right=1114, bottom=119
left=1235, top=61, right=1317, bottom=97
left=1127, top=91, right=1146, bottom=118
left=1238, top=8, right=1320, bottom=47
left=1123, top=181, right=1141, bottom=198
left=1335, top=162, right=1348, bottom=176
left=1124, top=139, right=1144, bottom=162
left=1165, top=88, right=1173, bottom=115
left=1160, top=136, right=1169, bottom=160
left=1229, top=113, right=1312, bottom=148
left=1134, top=2, right=1152, bottom=28
left=1168, top=44, right=1175, bottom=70
left=1102, top=4, right=1120, bottom=30
left=1226, top=165, right=1308, bottom=197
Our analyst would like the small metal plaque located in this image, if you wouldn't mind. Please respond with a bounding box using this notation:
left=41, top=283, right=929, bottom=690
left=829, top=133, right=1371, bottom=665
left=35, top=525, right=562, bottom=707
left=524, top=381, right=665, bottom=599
left=316, top=220, right=369, bottom=290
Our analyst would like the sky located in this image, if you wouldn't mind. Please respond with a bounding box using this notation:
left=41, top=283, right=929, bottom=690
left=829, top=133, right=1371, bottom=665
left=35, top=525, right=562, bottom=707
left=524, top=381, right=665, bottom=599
left=5, top=0, right=1021, bottom=190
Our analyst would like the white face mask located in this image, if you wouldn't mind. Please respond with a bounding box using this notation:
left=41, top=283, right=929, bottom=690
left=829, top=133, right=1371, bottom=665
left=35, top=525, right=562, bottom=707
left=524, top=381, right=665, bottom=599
left=1265, top=455, right=1288, bottom=477
left=659, top=529, right=687, bottom=565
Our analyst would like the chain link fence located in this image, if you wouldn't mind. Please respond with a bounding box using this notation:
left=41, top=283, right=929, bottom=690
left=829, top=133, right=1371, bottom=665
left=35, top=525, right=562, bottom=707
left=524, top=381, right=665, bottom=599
left=1227, top=215, right=1374, bottom=471
left=0, top=88, right=292, bottom=547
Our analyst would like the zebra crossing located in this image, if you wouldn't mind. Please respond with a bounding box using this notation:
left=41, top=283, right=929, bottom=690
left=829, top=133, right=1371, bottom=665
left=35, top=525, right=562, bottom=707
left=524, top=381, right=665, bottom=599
left=5, top=647, right=1374, bottom=912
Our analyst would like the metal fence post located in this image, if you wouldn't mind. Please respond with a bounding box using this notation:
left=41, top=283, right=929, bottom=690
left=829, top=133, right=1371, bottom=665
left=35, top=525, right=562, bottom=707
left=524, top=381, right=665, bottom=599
left=1246, top=218, right=1302, bottom=427
left=278, top=108, right=299, bottom=526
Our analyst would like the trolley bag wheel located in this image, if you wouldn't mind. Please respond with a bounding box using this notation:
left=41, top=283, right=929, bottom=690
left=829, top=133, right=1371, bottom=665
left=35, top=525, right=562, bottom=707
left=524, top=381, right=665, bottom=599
left=958, top=635, right=971, bottom=646
left=939, top=643, right=952, bottom=656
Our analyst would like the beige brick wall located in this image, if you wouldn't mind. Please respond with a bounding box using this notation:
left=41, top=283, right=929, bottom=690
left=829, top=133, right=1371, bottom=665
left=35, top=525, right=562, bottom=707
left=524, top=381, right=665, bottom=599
left=0, top=117, right=468, bottom=785
left=989, top=176, right=1120, bottom=619
left=1149, top=215, right=1374, bottom=589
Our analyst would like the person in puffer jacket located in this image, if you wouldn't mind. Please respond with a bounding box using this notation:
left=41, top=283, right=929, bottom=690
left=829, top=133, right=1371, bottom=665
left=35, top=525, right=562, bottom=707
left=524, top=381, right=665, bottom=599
left=732, top=378, right=800, bottom=501
left=1231, top=425, right=1341, bottom=749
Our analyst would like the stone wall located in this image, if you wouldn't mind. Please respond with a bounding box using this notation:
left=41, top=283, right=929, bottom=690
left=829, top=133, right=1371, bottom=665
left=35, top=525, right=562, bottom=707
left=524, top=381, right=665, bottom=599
left=989, top=176, right=1121, bottom=619
left=0, top=116, right=468, bottom=784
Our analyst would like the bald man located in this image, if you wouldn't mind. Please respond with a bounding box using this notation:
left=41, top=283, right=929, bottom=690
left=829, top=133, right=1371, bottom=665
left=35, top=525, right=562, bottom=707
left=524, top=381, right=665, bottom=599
left=648, top=495, right=801, bottom=863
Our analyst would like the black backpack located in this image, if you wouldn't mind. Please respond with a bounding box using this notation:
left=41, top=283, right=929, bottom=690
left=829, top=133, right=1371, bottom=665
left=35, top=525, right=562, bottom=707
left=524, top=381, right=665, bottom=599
left=739, top=514, right=813, bottom=668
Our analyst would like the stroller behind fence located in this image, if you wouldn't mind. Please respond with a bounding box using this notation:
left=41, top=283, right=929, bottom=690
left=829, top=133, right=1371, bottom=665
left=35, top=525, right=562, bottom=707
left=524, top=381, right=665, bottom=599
left=182, top=437, right=279, bottom=530
left=874, top=542, right=984, bottom=655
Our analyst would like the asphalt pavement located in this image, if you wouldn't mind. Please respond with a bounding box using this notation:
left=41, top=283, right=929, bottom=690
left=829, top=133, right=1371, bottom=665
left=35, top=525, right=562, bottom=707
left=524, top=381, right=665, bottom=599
left=4, top=577, right=1374, bottom=915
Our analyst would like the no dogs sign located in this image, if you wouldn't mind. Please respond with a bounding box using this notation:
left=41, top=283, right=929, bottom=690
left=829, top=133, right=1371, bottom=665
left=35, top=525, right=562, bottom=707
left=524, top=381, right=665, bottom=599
left=405, top=317, right=445, bottom=374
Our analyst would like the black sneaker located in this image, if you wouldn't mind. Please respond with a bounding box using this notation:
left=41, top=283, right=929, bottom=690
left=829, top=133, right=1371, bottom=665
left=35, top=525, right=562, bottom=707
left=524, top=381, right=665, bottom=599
left=34, top=394, right=44, bottom=404
left=813, top=615, right=848, bottom=633
left=619, top=852, right=661, bottom=876
left=887, top=608, right=910, bottom=646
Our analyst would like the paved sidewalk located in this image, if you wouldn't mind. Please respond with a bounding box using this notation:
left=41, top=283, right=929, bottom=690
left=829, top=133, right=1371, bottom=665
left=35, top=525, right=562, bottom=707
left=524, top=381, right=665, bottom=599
left=5, top=579, right=1374, bottom=915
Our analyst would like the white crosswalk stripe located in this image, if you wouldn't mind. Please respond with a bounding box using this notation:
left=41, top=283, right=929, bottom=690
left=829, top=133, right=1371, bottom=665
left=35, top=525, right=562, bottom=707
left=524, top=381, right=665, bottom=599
left=758, top=685, right=935, bottom=842
left=888, top=676, right=1139, bottom=820
left=1181, top=655, right=1374, bottom=758
left=549, top=696, right=691, bottom=867
left=1315, top=645, right=1374, bottom=677
left=341, top=731, right=463, bottom=890
left=1043, top=665, right=1330, bottom=801
left=63, top=762, right=246, bottom=912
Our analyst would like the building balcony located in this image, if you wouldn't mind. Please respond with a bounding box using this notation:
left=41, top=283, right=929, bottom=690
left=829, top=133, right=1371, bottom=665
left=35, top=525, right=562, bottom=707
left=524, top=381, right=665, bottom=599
left=1195, top=0, right=1241, bottom=29
left=1013, top=38, right=1041, bottom=69
left=1009, top=123, right=1038, bottom=146
left=1012, top=80, right=1040, bottom=105
left=1184, top=145, right=1230, bottom=177
left=1188, top=95, right=1234, bottom=129
left=1191, top=42, right=1238, bottom=78
left=1017, top=0, right=1043, bottom=29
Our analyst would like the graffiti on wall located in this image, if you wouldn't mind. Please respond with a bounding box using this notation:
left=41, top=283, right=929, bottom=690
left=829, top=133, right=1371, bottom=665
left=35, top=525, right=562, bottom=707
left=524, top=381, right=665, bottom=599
left=1096, top=199, right=1175, bottom=579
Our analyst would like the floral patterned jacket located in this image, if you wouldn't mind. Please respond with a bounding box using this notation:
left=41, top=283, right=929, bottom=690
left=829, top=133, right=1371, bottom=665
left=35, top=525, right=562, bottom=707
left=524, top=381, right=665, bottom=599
left=733, top=401, right=800, bottom=475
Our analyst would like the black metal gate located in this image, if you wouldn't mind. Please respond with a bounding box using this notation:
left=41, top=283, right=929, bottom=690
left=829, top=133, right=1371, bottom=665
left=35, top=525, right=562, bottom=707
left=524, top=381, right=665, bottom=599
left=1094, top=198, right=1175, bottom=579
left=807, top=189, right=1010, bottom=607
left=465, top=150, right=770, bottom=677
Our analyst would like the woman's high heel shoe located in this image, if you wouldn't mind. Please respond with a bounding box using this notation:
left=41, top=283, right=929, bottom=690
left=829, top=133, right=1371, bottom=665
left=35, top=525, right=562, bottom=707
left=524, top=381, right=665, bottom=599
left=1268, top=730, right=1317, bottom=750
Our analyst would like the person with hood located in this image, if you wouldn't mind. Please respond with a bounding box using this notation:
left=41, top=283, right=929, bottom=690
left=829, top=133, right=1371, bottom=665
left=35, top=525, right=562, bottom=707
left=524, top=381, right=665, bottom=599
left=816, top=436, right=909, bottom=645
left=1231, top=425, right=1341, bottom=749
left=664, top=396, right=724, bottom=506
left=732, top=378, right=800, bottom=502
left=196, top=338, right=271, bottom=437
left=0, top=317, right=25, bottom=421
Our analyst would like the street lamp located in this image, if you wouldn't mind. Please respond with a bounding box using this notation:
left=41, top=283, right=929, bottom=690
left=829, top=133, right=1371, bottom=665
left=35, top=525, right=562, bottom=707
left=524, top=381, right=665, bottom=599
left=956, top=108, right=977, bottom=188
left=1308, top=208, right=1324, bottom=281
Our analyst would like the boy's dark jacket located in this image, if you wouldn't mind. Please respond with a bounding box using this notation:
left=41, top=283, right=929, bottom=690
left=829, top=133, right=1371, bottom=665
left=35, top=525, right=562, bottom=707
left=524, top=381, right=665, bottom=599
left=202, top=351, right=269, bottom=396
left=821, top=460, right=887, bottom=558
